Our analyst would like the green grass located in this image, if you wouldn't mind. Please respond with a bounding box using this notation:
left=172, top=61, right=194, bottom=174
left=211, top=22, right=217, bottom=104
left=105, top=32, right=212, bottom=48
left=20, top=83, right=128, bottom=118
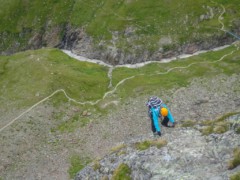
left=135, top=139, right=167, bottom=151
left=0, top=48, right=109, bottom=111
left=54, top=115, right=90, bottom=133
left=1, top=45, right=239, bottom=129
left=68, top=155, right=91, bottom=179
left=228, top=148, right=240, bottom=170
left=1, top=1, right=240, bottom=52
left=112, top=163, right=131, bottom=180
left=199, top=112, right=240, bottom=135
left=0, top=0, right=72, bottom=32
left=110, top=45, right=240, bottom=101
left=0, top=44, right=239, bottom=135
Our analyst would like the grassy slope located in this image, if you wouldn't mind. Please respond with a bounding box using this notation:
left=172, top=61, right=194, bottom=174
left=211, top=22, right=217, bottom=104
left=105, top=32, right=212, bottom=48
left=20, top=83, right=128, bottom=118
left=0, top=44, right=239, bottom=120
left=0, top=48, right=109, bottom=113
left=111, top=44, right=240, bottom=99
left=0, top=0, right=240, bottom=52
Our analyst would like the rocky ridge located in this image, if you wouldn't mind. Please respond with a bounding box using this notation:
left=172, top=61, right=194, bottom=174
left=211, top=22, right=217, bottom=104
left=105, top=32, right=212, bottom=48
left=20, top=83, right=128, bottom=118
left=75, top=126, right=240, bottom=180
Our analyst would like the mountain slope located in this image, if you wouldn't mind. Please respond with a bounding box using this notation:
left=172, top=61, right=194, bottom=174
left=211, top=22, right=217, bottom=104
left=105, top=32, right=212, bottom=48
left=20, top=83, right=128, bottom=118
left=75, top=126, right=240, bottom=180
left=1, top=0, right=240, bottom=64
left=1, top=1, right=240, bottom=179
left=0, top=44, right=240, bottom=179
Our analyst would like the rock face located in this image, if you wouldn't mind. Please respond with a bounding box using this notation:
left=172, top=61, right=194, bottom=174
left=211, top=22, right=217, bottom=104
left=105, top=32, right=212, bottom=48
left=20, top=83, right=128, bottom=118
left=61, top=27, right=236, bottom=65
left=75, top=127, right=240, bottom=180
left=1, top=21, right=239, bottom=65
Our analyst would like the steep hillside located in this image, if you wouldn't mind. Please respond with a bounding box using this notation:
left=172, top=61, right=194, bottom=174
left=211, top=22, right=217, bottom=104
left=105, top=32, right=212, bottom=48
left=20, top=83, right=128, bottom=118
left=0, top=43, right=239, bottom=179
left=75, top=124, right=240, bottom=180
left=1, top=0, right=240, bottom=64
left=1, top=1, right=240, bottom=179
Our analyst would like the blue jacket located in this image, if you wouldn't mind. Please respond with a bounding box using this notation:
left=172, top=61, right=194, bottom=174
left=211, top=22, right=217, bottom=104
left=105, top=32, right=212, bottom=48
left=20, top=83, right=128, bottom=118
left=150, top=103, right=175, bottom=132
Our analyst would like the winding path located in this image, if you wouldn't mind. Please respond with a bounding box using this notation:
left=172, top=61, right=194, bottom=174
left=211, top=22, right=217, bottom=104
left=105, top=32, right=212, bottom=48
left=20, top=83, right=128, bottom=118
left=0, top=3, right=239, bottom=133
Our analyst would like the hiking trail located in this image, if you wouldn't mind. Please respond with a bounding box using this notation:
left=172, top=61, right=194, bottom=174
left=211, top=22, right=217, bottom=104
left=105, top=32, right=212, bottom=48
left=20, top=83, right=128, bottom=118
left=1, top=2, right=239, bottom=133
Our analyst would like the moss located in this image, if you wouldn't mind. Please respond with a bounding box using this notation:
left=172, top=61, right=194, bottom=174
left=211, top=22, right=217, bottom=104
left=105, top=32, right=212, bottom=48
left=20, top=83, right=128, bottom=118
left=228, top=148, right=240, bottom=170
left=111, top=163, right=131, bottom=180
left=230, top=172, right=240, bottom=180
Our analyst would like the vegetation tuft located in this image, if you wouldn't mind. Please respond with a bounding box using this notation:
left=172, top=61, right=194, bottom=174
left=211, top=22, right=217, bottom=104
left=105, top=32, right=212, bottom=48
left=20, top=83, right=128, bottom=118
left=230, top=171, right=240, bottom=180
left=135, top=139, right=167, bottom=151
left=68, top=155, right=91, bottom=179
left=181, top=120, right=197, bottom=127
left=228, top=147, right=240, bottom=170
left=199, top=112, right=240, bottom=135
left=112, top=163, right=131, bottom=180
left=92, top=160, right=101, bottom=171
left=111, top=144, right=126, bottom=154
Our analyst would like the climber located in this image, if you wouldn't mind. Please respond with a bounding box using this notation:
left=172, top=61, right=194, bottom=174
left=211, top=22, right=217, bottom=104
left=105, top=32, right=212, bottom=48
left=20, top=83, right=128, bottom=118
left=146, top=96, right=175, bottom=136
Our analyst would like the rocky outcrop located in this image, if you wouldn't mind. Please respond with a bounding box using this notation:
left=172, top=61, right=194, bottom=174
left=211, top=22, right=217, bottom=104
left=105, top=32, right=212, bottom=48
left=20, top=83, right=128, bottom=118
left=75, top=127, right=240, bottom=180
left=1, top=21, right=238, bottom=65
left=61, top=26, right=237, bottom=65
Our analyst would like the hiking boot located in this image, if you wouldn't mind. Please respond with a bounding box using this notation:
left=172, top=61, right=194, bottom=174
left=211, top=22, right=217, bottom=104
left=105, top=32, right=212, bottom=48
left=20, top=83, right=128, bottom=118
left=161, top=122, right=169, bottom=127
